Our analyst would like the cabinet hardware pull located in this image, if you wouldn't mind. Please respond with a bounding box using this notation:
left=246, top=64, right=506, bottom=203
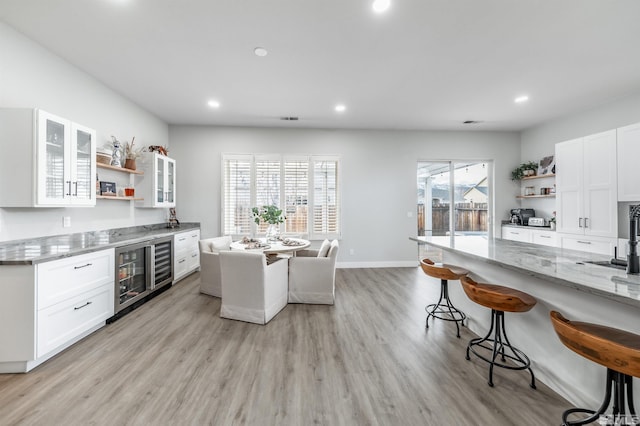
left=73, top=181, right=78, bottom=196
left=577, top=241, right=591, bottom=244
left=66, top=180, right=72, bottom=196
left=578, top=218, right=583, bottom=228
left=191, top=253, right=198, bottom=257
left=540, top=235, right=551, bottom=238
left=74, top=263, right=93, bottom=269
left=584, top=218, right=589, bottom=228
left=179, top=237, right=186, bottom=241
left=192, top=234, right=198, bottom=238
left=179, top=259, right=186, bottom=263
left=74, top=301, right=92, bottom=310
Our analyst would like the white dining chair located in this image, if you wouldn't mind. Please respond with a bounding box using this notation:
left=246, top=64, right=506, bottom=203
left=198, top=236, right=232, bottom=298
left=287, top=239, right=339, bottom=304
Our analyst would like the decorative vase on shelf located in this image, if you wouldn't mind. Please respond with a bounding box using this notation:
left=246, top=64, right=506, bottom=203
left=265, top=224, right=279, bottom=242
left=124, top=158, right=136, bottom=170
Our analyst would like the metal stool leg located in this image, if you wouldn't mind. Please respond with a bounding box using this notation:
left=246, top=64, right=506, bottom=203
left=425, top=279, right=466, bottom=338
left=466, top=309, right=536, bottom=389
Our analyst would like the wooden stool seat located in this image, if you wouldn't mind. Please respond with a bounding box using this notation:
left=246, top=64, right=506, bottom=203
left=461, top=281, right=537, bottom=313
left=420, top=259, right=469, bottom=281
left=420, top=258, right=469, bottom=338
left=550, top=311, right=640, bottom=425
left=460, top=276, right=537, bottom=389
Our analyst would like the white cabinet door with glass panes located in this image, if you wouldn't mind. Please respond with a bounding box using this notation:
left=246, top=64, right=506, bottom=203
left=222, top=154, right=340, bottom=240
left=0, top=108, right=96, bottom=207
left=135, top=152, right=176, bottom=208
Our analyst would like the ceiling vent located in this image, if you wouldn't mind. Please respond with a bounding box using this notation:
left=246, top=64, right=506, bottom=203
left=280, top=116, right=299, bottom=121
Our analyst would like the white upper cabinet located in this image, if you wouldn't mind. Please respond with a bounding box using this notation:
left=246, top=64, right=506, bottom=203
left=135, top=152, right=176, bottom=208
left=617, top=122, right=640, bottom=202
left=0, top=108, right=96, bottom=207
left=556, top=130, right=617, bottom=238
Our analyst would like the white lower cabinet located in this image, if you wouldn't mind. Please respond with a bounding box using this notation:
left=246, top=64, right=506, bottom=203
left=558, top=233, right=617, bottom=256
left=502, top=227, right=532, bottom=243
left=0, top=248, right=114, bottom=373
left=532, top=230, right=557, bottom=247
left=174, top=229, right=200, bottom=282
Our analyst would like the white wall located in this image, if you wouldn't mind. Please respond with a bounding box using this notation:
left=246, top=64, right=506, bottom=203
left=0, top=22, right=169, bottom=241
left=169, top=125, right=520, bottom=266
left=521, top=90, right=640, bottom=238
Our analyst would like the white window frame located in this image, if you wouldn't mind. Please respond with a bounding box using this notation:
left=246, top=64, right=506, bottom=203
left=221, top=153, right=341, bottom=240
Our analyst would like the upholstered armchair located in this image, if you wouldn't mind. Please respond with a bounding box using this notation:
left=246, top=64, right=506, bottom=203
left=288, top=239, right=339, bottom=304
left=219, top=251, right=289, bottom=324
left=198, top=236, right=232, bottom=298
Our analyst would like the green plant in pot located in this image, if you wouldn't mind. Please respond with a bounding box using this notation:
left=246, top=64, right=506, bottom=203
left=511, top=161, right=539, bottom=181
left=252, top=205, right=285, bottom=241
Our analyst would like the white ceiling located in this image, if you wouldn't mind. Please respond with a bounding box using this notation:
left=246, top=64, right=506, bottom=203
left=2, top=0, right=640, bottom=131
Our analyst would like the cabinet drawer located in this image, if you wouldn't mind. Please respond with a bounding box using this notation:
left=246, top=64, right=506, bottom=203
left=502, top=227, right=531, bottom=243
left=37, top=249, right=114, bottom=309
left=186, top=248, right=200, bottom=271
left=174, top=230, right=200, bottom=252
left=560, top=236, right=616, bottom=256
left=37, top=283, right=114, bottom=358
left=532, top=231, right=557, bottom=247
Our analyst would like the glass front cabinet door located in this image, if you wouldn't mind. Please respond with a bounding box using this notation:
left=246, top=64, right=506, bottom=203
left=36, top=110, right=96, bottom=206
left=136, top=152, right=176, bottom=208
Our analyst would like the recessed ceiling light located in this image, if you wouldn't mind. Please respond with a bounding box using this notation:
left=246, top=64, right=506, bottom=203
left=515, top=95, right=529, bottom=103
left=254, top=47, right=268, bottom=57
left=335, top=104, right=346, bottom=113
left=372, top=0, right=391, bottom=13
left=207, top=100, right=220, bottom=108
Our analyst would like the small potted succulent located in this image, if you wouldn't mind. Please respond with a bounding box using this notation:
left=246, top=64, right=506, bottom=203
left=511, top=161, right=539, bottom=181
left=252, top=205, right=285, bottom=241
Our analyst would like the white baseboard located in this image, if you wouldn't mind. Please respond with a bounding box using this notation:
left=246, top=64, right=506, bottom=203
left=336, top=260, right=418, bottom=269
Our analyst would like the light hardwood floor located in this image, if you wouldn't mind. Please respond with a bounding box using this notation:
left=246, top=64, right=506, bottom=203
left=0, top=267, right=573, bottom=425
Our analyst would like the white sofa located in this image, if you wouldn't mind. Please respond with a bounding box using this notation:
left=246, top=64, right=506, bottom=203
left=288, top=239, right=339, bottom=304
left=198, top=236, right=232, bottom=298
left=219, top=251, right=289, bottom=325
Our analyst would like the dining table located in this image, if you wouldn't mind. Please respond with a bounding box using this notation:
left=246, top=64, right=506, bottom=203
left=230, top=237, right=311, bottom=257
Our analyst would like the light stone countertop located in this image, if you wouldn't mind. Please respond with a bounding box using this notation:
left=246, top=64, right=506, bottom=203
left=410, top=235, right=640, bottom=308
left=0, top=223, right=200, bottom=265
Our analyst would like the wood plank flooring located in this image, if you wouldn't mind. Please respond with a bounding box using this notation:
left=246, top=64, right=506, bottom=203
left=0, top=267, right=574, bottom=425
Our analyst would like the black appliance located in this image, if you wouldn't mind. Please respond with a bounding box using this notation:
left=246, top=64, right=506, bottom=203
left=114, top=237, right=173, bottom=314
left=510, top=208, right=535, bottom=226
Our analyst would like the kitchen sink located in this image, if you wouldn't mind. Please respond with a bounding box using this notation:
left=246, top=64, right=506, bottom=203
left=578, top=260, right=627, bottom=270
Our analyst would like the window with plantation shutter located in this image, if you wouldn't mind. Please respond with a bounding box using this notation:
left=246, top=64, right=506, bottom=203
left=222, top=156, right=252, bottom=235
left=284, top=159, right=309, bottom=235
left=222, top=154, right=340, bottom=239
left=312, top=159, right=339, bottom=238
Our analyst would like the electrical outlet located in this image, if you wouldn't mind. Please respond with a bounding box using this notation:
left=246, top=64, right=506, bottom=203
left=62, top=216, right=71, bottom=228
left=349, top=248, right=355, bottom=255
left=407, top=211, right=413, bottom=218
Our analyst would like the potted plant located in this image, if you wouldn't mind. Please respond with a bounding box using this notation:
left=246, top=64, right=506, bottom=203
left=252, top=205, right=285, bottom=241
left=510, top=161, right=539, bottom=181
left=122, top=137, right=144, bottom=170
left=549, top=211, right=556, bottom=230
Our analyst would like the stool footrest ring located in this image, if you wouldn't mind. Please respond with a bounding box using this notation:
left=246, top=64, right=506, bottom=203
left=425, top=279, right=466, bottom=338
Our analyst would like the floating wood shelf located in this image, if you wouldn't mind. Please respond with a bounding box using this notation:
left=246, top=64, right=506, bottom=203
left=521, top=173, right=555, bottom=181
left=97, top=163, right=144, bottom=175
left=97, top=195, right=144, bottom=201
left=516, top=194, right=556, bottom=199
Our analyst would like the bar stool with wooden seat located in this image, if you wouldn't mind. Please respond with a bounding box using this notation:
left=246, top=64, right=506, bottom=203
left=550, top=310, right=640, bottom=425
left=420, top=258, right=469, bottom=338
left=460, top=276, right=537, bottom=388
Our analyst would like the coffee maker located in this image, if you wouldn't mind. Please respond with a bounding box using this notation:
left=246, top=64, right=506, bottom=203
left=510, top=208, right=535, bottom=226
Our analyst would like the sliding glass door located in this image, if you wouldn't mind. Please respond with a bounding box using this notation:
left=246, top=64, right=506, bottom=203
left=417, top=161, right=490, bottom=238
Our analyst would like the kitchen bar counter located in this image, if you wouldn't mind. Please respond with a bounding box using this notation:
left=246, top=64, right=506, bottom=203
left=411, top=235, right=640, bottom=409
left=0, top=223, right=200, bottom=265
left=411, top=235, right=640, bottom=308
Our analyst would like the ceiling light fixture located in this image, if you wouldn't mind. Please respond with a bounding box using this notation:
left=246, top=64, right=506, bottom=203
left=372, top=0, right=391, bottom=13
left=254, top=47, right=268, bottom=57
left=207, top=100, right=220, bottom=108
left=335, top=104, right=346, bottom=113
left=515, top=95, right=529, bottom=103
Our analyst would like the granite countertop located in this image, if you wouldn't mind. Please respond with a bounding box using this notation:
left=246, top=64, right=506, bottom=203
left=410, top=235, right=640, bottom=308
left=0, top=223, right=200, bottom=265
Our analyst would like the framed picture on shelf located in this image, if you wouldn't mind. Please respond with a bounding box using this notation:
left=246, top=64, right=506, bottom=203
left=99, top=181, right=116, bottom=196
left=538, top=155, right=555, bottom=176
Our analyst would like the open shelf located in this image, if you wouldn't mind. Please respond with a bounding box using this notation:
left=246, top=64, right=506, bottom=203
left=516, top=194, right=556, bottom=199
left=97, top=163, right=144, bottom=175
left=97, top=195, right=144, bottom=201
left=521, top=173, right=555, bottom=181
